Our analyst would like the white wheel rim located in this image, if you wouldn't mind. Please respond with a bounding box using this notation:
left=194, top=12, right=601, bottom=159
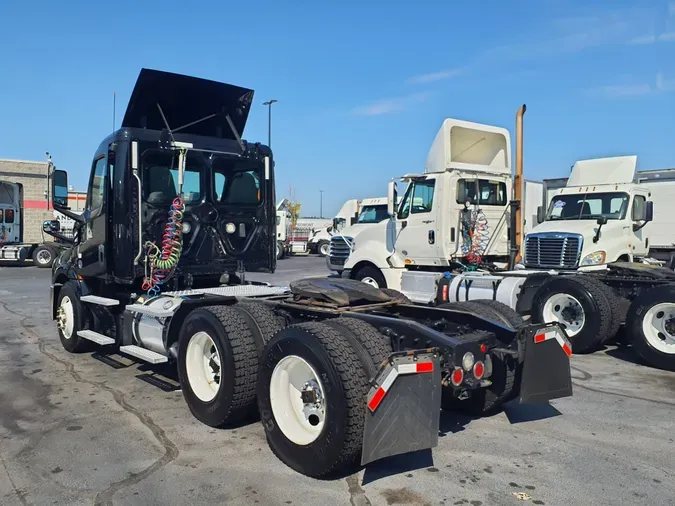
left=361, top=277, right=380, bottom=288
left=270, top=355, right=326, bottom=445
left=57, top=296, right=74, bottom=339
left=320, top=243, right=329, bottom=256
left=642, top=302, right=675, bottom=354
left=542, top=293, right=585, bottom=337
left=185, top=332, right=222, bottom=402
left=37, top=249, right=52, bottom=264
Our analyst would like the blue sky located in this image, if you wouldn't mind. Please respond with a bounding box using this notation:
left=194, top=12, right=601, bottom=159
left=1, top=0, right=674, bottom=217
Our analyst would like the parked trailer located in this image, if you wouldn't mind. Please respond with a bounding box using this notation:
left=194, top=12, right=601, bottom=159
left=44, top=69, right=573, bottom=478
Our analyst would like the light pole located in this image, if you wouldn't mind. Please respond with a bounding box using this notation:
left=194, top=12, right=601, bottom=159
left=263, top=99, right=277, bottom=148
left=319, top=189, right=324, bottom=218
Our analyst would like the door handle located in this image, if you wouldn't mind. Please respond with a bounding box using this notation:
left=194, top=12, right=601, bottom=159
left=428, top=230, right=435, bottom=244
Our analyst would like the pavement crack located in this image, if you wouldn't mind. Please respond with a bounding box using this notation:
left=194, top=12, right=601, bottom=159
left=345, top=473, right=372, bottom=506
left=2, top=302, right=180, bottom=505
left=572, top=381, right=675, bottom=407
left=0, top=450, right=28, bottom=506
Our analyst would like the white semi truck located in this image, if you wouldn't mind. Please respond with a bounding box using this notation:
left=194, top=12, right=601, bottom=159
left=327, top=196, right=397, bottom=274
left=340, top=106, right=675, bottom=370
left=0, top=178, right=77, bottom=267
left=275, top=199, right=292, bottom=259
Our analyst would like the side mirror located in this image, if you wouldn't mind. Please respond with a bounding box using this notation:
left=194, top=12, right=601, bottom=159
left=536, top=206, right=545, bottom=224
left=43, top=220, right=61, bottom=233
left=387, top=181, right=397, bottom=217
left=644, top=201, right=654, bottom=222
left=51, top=169, right=69, bottom=208
left=596, top=216, right=608, bottom=226
left=332, top=218, right=338, bottom=229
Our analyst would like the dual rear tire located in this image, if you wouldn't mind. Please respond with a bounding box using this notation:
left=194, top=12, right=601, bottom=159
left=178, top=305, right=391, bottom=477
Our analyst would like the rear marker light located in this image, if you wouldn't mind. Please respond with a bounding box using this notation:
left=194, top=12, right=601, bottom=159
left=480, top=344, right=487, bottom=353
left=451, top=368, right=464, bottom=386
left=473, top=361, right=485, bottom=379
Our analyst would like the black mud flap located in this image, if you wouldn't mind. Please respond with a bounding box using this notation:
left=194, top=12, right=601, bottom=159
left=361, top=350, right=441, bottom=466
left=518, top=323, right=573, bottom=404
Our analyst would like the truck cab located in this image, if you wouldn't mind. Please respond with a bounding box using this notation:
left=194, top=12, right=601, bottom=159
left=340, top=118, right=513, bottom=296
left=326, top=197, right=390, bottom=272
left=525, top=156, right=654, bottom=269
left=49, top=68, right=276, bottom=300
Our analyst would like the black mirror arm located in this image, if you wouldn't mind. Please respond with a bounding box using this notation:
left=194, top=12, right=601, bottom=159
left=633, top=221, right=648, bottom=232
left=44, top=230, right=75, bottom=244
left=593, top=222, right=605, bottom=243
left=53, top=202, right=85, bottom=223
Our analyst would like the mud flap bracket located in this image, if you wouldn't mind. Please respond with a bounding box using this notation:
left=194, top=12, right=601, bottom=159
left=361, top=350, right=441, bottom=466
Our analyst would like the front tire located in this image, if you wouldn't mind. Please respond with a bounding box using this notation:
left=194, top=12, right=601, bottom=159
left=626, top=284, right=675, bottom=371
left=257, top=322, right=369, bottom=477
left=532, top=276, right=615, bottom=353
left=33, top=245, right=55, bottom=268
left=56, top=281, right=89, bottom=353
left=353, top=265, right=387, bottom=289
left=317, top=240, right=330, bottom=257
left=178, top=306, right=259, bottom=427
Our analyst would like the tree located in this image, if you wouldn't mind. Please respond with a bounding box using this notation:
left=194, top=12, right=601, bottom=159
left=287, top=186, right=302, bottom=229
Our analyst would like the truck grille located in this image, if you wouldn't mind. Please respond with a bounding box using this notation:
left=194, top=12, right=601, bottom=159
left=329, top=236, right=353, bottom=260
left=524, top=233, right=583, bottom=269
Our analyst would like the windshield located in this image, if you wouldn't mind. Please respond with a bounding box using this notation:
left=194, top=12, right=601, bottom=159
left=357, top=205, right=388, bottom=224
left=547, top=192, right=629, bottom=221
left=141, top=145, right=263, bottom=206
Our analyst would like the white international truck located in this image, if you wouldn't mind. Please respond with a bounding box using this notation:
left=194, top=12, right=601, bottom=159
left=304, top=198, right=362, bottom=256
left=340, top=117, right=514, bottom=288
left=341, top=106, right=675, bottom=370
left=275, top=199, right=292, bottom=259
left=327, top=196, right=397, bottom=274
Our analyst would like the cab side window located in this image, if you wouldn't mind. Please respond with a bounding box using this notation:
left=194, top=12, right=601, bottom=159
left=87, top=156, right=107, bottom=213
left=632, top=195, right=646, bottom=220
left=398, top=179, right=435, bottom=219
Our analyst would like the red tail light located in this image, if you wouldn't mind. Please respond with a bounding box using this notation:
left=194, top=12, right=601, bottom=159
left=451, top=367, right=464, bottom=386
left=473, top=361, right=485, bottom=379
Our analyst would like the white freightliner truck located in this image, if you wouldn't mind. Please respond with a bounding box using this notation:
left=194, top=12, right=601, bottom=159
left=342, top=106, right=675, bottom=370
left=327, top=196, right=392, bottom=273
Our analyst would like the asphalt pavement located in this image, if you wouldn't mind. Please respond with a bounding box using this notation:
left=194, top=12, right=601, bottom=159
left=1, top=255, right=674, bottom=506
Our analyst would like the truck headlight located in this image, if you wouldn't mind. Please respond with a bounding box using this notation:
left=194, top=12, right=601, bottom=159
left=580, top=251, right=606, bottom=266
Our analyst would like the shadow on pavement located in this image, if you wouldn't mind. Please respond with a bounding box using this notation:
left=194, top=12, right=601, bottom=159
left=503, top=401, right=562, bottom=423
left=361, top=449, right=435, bottom=485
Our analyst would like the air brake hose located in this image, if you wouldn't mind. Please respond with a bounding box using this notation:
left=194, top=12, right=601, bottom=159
left=142, top=196, right=185, bottom=297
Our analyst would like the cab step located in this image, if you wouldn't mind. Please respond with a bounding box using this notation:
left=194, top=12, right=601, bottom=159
left=125, top=304, right=175, bottom=318
left=81, top=295, right=120, bottom=306
left=77, top=330, right=116, bottom=346
left=119, top=345, right=168, bottom=364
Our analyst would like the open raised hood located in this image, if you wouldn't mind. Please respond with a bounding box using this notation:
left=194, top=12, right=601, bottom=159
left=122, top=68, right=254, bottom=140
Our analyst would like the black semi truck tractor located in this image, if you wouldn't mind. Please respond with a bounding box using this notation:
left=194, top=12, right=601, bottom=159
left=44, top=69, right=573, bottom=478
